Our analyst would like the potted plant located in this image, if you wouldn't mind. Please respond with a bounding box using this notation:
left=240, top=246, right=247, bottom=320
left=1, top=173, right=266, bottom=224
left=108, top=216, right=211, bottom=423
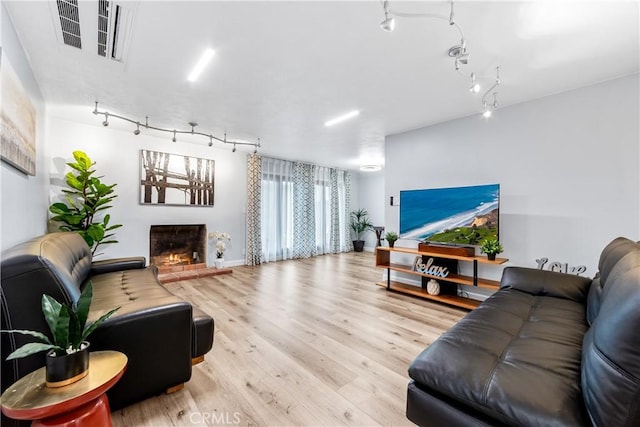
left=49, top=151, right=122, bottom=256
left=350, top=209, right=373, bottom=252
left=385, top=231, right=399, bottom=248
left=1, top=282, right=119, bottom=387
left=480, top=238, right=504, bottom=261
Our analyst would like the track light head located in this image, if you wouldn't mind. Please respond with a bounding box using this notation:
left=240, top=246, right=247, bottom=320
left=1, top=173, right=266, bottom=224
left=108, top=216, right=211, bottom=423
left=380, top=1, right=395, bottom=32
left=172, top=130, right=177, bottom=143
left=102, top=120, right=109, bottom=127
left=232, top=145, right=237, bottom=153
left=134, top=123, right=141, bottom=135
left=380, top=15, right=395, bottom=32
left=482, top=102, right=492, bottom=118
left=469, top=73, right=480, bottom=93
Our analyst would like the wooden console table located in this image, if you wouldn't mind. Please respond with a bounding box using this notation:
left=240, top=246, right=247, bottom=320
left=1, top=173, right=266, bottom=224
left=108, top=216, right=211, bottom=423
left=1, top=351, right=127, bottom=427
left=375, top=246, right=508, bottom=310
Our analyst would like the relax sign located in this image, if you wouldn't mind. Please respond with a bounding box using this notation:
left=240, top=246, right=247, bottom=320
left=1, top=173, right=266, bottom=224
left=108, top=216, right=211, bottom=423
left=413, top=256, right=450, bottom=278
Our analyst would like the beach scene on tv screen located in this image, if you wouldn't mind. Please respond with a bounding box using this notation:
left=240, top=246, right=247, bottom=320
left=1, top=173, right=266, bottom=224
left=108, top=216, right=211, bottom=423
left=400, top=184, right=500, bottom=245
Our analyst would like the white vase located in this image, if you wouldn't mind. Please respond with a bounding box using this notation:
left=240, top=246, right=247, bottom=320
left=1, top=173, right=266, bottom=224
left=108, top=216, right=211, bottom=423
left=214, top=258, right=225, bottom=269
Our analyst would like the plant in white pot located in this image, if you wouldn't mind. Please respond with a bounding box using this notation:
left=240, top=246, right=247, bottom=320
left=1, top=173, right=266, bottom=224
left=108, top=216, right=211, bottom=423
left=1, top=282, right=119, bottom=387
left=209, top=231, right=231, bottom=268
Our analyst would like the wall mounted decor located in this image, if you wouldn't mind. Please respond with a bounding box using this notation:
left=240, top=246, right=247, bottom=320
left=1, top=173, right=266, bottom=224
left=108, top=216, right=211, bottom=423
left=140, top=150, right=214, bottom=206
left=0, top=50, right=36, bottom=175
left=535, top=257, right=587, bottom=276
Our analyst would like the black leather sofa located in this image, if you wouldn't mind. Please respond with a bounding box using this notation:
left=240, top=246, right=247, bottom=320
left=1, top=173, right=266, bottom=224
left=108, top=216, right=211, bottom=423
left=407, top=237, right=639, bottom=427
left=1, top=232, right=214, bottom=415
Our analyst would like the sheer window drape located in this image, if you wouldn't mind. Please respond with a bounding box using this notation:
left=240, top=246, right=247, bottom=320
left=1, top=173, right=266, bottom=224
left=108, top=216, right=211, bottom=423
left=246, top=155, right=352, bottom=264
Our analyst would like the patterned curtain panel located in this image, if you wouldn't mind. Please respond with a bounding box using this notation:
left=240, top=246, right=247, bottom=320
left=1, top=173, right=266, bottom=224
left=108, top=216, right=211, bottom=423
left=292, top=162, right=317, bottom=259
left=343, top=171, right=353, bottom=251
left=245, top=154, right=262, bottom=266
left=329, top=169, right=341, bottom=253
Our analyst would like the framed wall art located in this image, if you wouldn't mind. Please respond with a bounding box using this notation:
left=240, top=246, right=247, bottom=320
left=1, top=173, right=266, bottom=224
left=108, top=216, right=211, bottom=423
left=140, top=149, right=215, bottom=206
left=0, top=49, right=37, bottom=176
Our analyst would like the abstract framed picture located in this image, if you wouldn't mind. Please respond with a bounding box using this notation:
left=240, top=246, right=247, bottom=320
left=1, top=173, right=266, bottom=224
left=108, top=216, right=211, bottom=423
left=0, top=50, right=37, bottom=176
left=140, top=150, right=215, bottom=206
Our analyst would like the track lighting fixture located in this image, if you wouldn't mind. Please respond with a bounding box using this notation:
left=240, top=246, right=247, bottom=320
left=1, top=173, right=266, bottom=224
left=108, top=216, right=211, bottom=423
left=380, top=1, right=395, bottom=32
left=481, top=67, right=500, bottom=118
left=379, top=0, right=502, bottom=117
left=469, top=73, right=480, bottom=93
left=92, top=102, right=261, bottom=152
left=482, top=103, right=492, bottom=118
left=232, top=143, right=236, bottom=153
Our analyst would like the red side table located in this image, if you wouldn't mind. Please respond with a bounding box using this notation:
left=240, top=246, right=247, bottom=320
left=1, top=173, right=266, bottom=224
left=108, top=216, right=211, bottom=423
left=1, top=351, right=127, bottom=427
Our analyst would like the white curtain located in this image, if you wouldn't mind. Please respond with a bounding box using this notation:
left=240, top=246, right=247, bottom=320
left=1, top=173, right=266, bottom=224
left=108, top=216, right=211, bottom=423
left=259, top=156, right=351, bottom=263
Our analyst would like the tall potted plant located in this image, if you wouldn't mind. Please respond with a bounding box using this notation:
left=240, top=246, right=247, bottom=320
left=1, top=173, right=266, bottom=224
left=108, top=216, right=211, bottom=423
left=49, top=151, right=122, bottom=256
left=350, top=208, right=373, bottom=252
left=1, top=283, right=119, bottom=387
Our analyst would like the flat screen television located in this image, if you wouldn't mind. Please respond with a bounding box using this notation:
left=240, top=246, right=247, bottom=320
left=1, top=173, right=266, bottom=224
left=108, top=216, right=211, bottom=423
left=399, top=184, right=500, bottom=245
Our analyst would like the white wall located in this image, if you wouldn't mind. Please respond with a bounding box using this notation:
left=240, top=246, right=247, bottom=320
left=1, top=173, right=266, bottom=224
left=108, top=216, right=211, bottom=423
left=385, top=74, right=639, bottom=286
left=357, top=170, right=385, bottom=251
left=46, top=114, right=248, bottom=266
left=0, top=4, right=49, bottom=250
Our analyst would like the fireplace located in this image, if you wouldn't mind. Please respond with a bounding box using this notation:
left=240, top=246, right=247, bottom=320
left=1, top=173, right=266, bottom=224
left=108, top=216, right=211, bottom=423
left=150, top=224, right=207, bottom=267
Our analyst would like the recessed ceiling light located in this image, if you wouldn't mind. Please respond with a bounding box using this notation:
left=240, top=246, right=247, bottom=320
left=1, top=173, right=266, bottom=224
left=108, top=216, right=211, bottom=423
left=187, top=48, right=215, bottom=82
left=360, top=164, right=382, bottom=172
left=324, top=110, right=360, bottom=127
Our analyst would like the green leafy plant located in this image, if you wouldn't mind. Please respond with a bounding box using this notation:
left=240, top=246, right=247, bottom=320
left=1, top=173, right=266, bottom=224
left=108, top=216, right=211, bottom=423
left=385, top=231, right=399, bottom=244
left=480, top=238, right=504, bottom=255
left=49, top=151, right=122, bottom=255
left=350, top=209, right=374, bottom=241
left=2, top=283, right=119, bottom=360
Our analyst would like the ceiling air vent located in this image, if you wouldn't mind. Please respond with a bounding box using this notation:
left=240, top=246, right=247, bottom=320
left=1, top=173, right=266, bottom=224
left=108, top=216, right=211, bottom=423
left=97, top=0, right=109, bottom=56
left=97, top=1, right=133, bottom=62
left=56, top=0, right=82, bottom=49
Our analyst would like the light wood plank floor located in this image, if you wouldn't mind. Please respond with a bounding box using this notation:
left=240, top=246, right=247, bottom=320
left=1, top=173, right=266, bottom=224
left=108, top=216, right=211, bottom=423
left=112, top=252, right=466, bottom=426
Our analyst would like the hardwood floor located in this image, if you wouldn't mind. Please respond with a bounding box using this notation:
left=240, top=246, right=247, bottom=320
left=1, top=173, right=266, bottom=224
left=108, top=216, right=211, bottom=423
left=112, top=252, right=466, bottom=426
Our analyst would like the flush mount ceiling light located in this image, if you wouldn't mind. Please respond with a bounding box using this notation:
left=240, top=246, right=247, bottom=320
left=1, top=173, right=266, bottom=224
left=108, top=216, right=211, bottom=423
left=92, top=102, right=261, bottom=152
left=379, top=0, right=502, bottom=117
left=187, top=48, right=215, bottom=82
left=324, top=110, right=360, bottom=127
left=360, top=164, right=382, bottom=172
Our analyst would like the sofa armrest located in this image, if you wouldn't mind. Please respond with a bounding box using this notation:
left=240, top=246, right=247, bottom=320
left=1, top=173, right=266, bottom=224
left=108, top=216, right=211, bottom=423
left=500, top=266, right=592, bottom=302
left=90, top=257, right=147, bottom=275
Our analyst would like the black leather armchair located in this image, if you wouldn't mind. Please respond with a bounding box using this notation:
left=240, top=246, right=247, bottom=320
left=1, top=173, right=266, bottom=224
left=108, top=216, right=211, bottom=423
left=1, top=232, right=214, bottom=418
left=407, top=237, right=640, bottom=427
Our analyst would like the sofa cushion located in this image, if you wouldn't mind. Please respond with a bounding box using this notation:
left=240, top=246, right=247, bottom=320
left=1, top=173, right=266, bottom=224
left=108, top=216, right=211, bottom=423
left=582, top=237, right=640, bottom=427
left=408, top=288, right=590, bottom=426
left=1, top=232, right=91, bottom=302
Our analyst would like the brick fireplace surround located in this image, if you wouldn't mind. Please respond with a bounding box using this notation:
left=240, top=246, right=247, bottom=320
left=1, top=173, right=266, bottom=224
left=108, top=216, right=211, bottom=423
left=150, top=224, right=231, bottom=283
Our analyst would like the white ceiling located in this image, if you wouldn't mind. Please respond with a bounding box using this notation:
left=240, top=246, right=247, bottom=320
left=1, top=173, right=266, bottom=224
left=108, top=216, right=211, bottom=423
left=5, top=1, right=639, bottom=170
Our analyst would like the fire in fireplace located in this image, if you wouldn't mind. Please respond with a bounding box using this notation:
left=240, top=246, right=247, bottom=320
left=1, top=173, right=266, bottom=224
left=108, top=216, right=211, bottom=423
left=150, top=224, right=206, bottom=267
